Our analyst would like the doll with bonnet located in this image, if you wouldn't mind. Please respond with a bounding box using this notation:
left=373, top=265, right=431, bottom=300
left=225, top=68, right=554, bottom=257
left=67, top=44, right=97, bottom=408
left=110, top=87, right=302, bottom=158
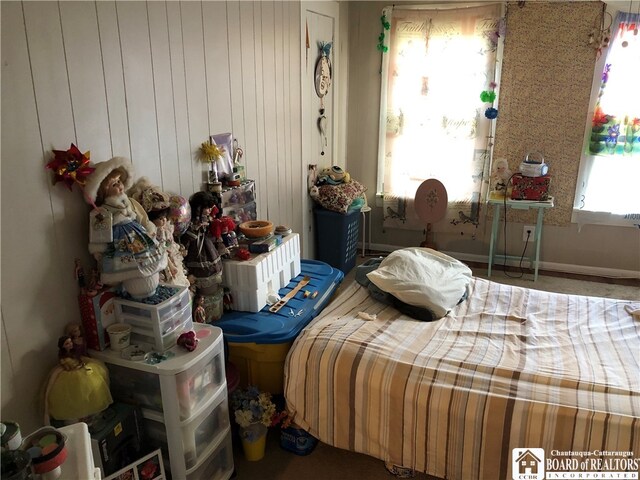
left=84, top=157, right=167, bottom=299
left=128, top=177, right=190, bottom=288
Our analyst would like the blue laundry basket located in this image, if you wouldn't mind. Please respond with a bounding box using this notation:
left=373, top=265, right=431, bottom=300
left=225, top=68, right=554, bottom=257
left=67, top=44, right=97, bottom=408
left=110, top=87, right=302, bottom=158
left=313, top=207, right=360, bottom=274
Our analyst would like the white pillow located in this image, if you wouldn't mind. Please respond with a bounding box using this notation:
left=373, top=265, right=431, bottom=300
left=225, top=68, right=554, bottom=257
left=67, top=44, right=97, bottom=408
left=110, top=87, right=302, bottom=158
left=366, top=248, right=472, bottom=318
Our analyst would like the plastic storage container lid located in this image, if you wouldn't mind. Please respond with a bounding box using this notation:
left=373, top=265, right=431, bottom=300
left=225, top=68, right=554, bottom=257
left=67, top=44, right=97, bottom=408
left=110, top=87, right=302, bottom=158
left=217, top=260, right=343, bottom=344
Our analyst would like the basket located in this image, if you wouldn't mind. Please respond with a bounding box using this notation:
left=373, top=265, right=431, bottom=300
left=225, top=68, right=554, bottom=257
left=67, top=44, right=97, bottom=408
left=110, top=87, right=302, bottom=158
left=313, top=208, right=360, bottom=274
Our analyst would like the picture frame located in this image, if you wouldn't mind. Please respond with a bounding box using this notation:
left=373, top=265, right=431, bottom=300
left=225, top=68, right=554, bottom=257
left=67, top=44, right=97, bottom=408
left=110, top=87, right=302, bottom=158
left=104, top=449, right=166, bottom=480
left=209, top=133, right=234, bottom=177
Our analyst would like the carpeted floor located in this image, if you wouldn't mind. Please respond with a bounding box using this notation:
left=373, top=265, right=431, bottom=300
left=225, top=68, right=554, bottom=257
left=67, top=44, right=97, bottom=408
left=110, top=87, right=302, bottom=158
left=231, top=256, right=639, bottom=479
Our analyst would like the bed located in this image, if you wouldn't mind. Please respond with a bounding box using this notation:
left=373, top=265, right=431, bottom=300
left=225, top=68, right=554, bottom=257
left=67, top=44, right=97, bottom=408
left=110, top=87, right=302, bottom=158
left=283, top=255, right=640, bottom=480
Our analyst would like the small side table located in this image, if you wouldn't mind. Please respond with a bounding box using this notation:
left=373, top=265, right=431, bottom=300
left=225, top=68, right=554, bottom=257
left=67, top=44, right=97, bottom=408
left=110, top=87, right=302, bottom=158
left=487, top=196, right=554, bottom=281
left=360, top=205, right=372, bottom=257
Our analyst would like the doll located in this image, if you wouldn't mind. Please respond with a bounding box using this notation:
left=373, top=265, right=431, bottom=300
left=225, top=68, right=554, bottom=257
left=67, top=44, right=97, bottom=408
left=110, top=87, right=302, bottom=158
left=180, top=191, right=223, bottom=296
left=44, top=335, right=113, bottom=422
left=491, top=158, right=512, bottom=194
left=84, top=157, right=167, bottom=299
left=129, top=177, right=190, bottom=288
left=65, top=322, right=87, bottom=357
left=193, top=295, right=207, bottom=323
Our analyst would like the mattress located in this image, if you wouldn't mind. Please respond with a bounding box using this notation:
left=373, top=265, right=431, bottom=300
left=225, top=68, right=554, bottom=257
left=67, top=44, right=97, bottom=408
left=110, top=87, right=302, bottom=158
left=284, top=277, right=640, bottom=480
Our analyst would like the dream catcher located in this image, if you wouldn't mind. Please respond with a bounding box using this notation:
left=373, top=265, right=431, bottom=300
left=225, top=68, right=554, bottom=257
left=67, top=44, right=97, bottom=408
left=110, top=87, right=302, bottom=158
left=589, top=5, right=613, bottom=57
left=315, top=41, right=332, bottom=156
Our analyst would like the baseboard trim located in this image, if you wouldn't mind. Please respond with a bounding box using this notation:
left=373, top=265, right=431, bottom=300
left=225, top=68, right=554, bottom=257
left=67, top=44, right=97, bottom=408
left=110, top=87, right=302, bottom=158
left=364, top=242, right=640, bottom=280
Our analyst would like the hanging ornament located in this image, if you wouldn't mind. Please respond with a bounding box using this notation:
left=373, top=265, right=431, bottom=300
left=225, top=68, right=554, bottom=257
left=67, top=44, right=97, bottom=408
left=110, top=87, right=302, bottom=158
left=318, top=113, right=327, bottom=156
left=480, top=90, right=497, bottom=103
left=46, top=143, right=95, bottom=191
left=485, top=107, right=499, bottom=120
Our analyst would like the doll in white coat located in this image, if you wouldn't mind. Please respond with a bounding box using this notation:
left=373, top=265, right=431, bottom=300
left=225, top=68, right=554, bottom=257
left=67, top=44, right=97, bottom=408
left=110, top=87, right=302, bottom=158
left=85, top=157, right=167, bottom=299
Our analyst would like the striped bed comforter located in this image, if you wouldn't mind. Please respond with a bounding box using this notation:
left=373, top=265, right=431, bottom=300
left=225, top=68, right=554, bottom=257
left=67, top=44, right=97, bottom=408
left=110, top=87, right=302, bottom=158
left=284, top=277, right=640, bottom=480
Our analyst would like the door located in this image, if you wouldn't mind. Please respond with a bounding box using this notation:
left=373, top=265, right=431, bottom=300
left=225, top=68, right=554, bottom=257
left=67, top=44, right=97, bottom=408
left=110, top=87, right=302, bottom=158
left=301, top=1, right=340, bottom=260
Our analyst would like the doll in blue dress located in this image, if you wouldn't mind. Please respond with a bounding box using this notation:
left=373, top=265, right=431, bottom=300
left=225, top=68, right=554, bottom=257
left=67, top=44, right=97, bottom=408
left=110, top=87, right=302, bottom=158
left=84, top=157, right=167, bottom=299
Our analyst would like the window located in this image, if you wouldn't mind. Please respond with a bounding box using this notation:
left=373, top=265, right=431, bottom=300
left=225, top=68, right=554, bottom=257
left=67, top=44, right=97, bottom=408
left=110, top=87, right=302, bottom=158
left=573, top=9, right=640, bottom=227
left=377, top=3, right=504, bottom=232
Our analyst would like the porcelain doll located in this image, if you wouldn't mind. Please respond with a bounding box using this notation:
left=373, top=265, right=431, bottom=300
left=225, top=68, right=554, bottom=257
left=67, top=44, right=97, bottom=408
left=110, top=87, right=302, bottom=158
left=84, top=157, right=167, bottom=299
left=128, top=177, right=190, bottom=288
left=44, top=335, right=113, bottom=422
left=180, top=191, right=223, bottom=296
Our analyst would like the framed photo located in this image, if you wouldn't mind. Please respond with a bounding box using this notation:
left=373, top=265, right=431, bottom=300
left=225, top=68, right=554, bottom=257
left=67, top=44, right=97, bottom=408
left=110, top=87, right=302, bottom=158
left=209, top=133, right=234, bottom=176
left=104, top=449, right=166, bottom=480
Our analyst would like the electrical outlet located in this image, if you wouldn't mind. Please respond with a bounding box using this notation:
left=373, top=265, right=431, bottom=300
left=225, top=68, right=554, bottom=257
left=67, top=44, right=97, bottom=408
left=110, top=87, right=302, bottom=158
left=523, top=225, right=536, bottom=242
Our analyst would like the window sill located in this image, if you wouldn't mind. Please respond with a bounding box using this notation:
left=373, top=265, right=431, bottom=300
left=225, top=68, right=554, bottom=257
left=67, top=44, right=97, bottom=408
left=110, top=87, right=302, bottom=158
left=572, top=209, right=640, bottom=229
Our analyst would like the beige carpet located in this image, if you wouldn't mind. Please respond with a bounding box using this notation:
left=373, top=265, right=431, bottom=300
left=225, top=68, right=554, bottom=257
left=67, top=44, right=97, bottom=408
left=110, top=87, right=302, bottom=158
left=231, top=259, right=638, bottom=479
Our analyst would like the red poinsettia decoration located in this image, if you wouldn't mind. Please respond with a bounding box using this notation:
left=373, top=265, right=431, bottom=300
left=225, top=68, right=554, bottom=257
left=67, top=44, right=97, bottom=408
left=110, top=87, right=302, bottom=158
left=46, top=143, right=95, bottom=190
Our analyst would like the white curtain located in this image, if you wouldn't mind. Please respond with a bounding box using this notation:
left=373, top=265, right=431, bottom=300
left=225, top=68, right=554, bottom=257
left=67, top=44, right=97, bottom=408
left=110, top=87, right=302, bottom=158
left=379, top=4, right=504, bottom=237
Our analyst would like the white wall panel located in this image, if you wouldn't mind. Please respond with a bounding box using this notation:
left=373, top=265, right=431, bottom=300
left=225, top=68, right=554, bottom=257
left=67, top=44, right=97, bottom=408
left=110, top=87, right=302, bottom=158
left=238, top=2, right=261, bottom=210
left=59, top=2, right=112, bottom=162
left=261, top=2, right=280, bottom=221
left=203, top=2, right=233, bottom=136
left=95, top=1, right=131, bottom=159
left=166, top=1, right=194, bottom=196
left=1, top=0, right=305, bottom=432
left=181, top=1, right=210, bottom=190
left=147, top=2, right=180, bottom=194
left=116, top=2, right=162, bottom=183
left=227, top=2, right=246, bottom=147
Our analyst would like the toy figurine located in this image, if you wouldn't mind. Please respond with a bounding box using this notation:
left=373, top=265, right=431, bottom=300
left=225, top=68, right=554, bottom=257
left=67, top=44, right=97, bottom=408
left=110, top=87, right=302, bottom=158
left=65, top=322, right=87, bottom=357
left=491, top=158, right=512, bottom=194
left=44, top=335, right=113, bottom=422
left=84, top=157, right=167, bottom=299
left=180, top=191, right=223, bottom=297
left=193, top=295, right=207, bottom=323
left=74, top=259, right=86, bottom=293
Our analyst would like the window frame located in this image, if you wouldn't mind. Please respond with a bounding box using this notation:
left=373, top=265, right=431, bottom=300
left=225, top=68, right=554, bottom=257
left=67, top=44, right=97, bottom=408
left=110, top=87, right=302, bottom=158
left=375, top=2, right=505, bottom=200
left=572, top=1, right=640, bottom=228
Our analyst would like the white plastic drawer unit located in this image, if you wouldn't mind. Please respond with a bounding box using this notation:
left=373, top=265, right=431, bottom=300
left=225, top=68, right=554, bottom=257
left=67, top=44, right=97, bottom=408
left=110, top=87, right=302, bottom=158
left=115, top=285, right=192, bottom=352
left=91, top=324, right=226, bottom=419
left=187, top=431, right=234, bottom=480
left=144, top=385, right=230, bottom=470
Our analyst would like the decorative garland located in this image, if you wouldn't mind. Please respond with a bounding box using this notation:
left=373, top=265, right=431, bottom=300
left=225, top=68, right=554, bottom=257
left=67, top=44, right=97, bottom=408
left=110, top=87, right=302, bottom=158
left=377, top=14, right=391, bottom=52
left=480, top=81, right=499, bottom=120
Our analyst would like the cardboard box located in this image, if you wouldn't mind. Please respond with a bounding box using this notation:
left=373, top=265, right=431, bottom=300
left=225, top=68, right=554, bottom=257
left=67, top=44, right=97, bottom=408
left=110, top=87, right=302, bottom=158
left=79, top=288, right=118, bottom=350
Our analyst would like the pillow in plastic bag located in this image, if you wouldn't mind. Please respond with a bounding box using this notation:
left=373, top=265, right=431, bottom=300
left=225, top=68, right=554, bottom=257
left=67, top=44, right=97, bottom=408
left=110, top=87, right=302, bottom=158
left=366, top=247, right=472, bottom=319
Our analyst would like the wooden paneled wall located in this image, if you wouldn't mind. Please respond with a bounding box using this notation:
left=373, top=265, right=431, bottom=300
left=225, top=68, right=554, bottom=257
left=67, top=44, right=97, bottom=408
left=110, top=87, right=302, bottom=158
left=1, top=1, right=302, bottom=432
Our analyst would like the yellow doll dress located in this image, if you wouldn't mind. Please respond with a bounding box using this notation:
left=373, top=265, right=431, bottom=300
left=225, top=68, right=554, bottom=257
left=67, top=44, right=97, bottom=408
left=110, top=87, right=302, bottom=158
left=45, top=356, right=113, bottom=421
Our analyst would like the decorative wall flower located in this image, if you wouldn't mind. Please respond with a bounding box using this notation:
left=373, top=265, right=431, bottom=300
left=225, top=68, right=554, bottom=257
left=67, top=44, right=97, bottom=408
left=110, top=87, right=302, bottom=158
left=46, top=143, right=95, bottom=191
